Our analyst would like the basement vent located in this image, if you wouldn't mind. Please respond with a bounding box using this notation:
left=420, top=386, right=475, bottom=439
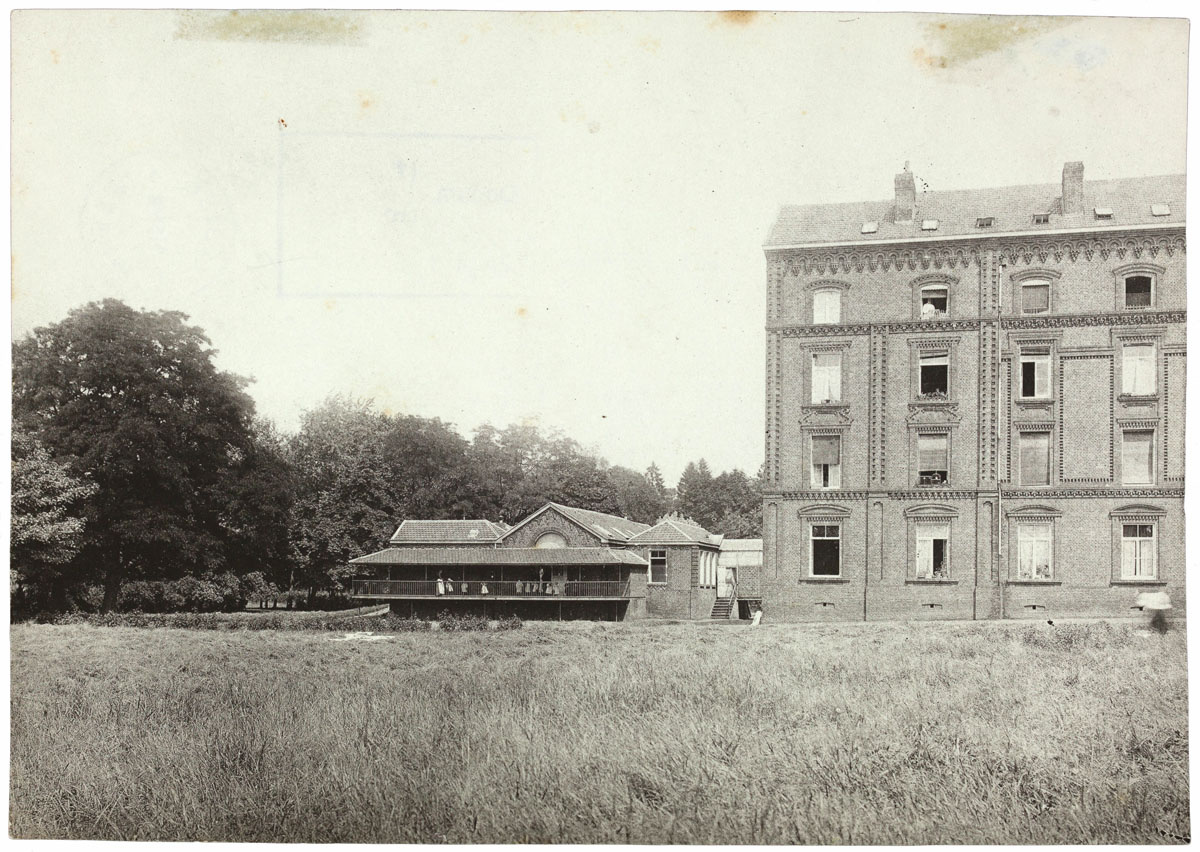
left=1151, top=203, right=1171, bottom=217
left=1032, top=213, right=1051, bottom=224
left=922, top=603, right=943, bottom=609
left=921, top=219, right=939, bottom=231
left=815, top=601, right=835, bottom=608
left=1094, top=207, right=1114, bottom=219
left=1131, top=605, right=1145, bottom=612
left=975, top=217, right=994, bottom=228
left=1024, top=604, right=1045, bottom=611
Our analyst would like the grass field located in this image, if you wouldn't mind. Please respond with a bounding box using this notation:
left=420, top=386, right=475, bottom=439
left=9, top=618, right=1189, bottom=843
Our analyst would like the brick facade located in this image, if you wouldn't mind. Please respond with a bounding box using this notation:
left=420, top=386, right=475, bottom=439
left=763, top=164, right=1185, bottom=621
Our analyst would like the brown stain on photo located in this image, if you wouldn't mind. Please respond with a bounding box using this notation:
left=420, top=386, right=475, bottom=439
left=174, top=11, right=366, bottom=45
left=718, top=11, right=757, bottom=27
left=914, top=15, right=1073, bottom=70
left=516, top=307, right=528, bottom=318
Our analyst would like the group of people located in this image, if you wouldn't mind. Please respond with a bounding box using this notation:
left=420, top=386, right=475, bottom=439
left=433, top=569, right=561, bottom=596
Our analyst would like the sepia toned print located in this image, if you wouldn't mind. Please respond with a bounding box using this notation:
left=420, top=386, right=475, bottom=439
left=9, top=10, right=1188, bottom=844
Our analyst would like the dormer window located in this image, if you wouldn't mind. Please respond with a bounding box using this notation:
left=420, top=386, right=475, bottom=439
left=1032, top=213, right=1050, bottom=225
left=861, top=221, right=878, bottom=234
left=919, top=285, right=948, bottom=319
left=921, top=219, right=939, bottom=231
left=1151, top=203, right=1171, bottom=217
left=1094, top=207, right=1114, bottom=220
left=975, top=217, right=994, bottom=228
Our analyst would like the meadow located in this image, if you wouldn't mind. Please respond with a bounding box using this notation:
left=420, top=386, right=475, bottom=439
left=9, top=617, right=1189, bottom=843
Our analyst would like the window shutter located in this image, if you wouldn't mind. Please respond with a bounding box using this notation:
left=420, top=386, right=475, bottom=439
left=812, top=435, right=840, bottom=465
left=1020, top=432, right=1050, bottom=485
left=813, top=291, right=840, bottom=324
left=1122, top=431, right=1153, bottom=483
left=1022, top=283, right=1050, bottom=312
left=1123, top=345, right=1155, bottom=394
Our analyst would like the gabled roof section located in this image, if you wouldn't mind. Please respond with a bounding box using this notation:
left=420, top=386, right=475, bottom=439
left=626, top=517, right=722, bottom=547
left=390, top=519, right=506, bottom=545
left=765, top=173, right=1185, bottom=248
left=497, top=502, right=651, bottom=545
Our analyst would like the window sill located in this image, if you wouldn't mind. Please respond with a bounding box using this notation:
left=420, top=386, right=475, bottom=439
left=1118, top=394, right=1159, bottom=403
left=1015, top=397, right=1054, bottom=405
left=1006, top=579, right=1062, bottom=586
left=905, top=578, right=958, bottom=585
left=1111, top=579, right=1167, bottom=586
left=800, top=577, right=849, bottom=584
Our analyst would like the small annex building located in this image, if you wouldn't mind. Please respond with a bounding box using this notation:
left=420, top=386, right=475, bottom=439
left=349, top=502, right=751, bottom=620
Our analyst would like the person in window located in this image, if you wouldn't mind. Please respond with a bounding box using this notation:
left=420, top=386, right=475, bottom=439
left=481, top=575, right=490, bottom=595
left=921, top=300, right=939, bottom=320
left=436, top=573, right=445, bottom=596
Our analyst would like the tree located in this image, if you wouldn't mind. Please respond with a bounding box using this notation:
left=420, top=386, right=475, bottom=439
left=676, top=459, right=717, bottom=529
left=10, top=423, right=97, bottom=613
left=644, top=463, right=666, bottom=498
left=608, top=466, right=668, bottom=524
left=13, top=300, right=259, bottom=610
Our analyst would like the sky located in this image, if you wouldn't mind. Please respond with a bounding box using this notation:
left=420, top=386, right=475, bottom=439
left=9, top=11, right=1190, bottom=485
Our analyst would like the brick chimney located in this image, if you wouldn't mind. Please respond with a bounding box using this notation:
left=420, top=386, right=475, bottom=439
left=1062, top=161, right=1084, bottom=214
left=894, top=162, right=916, bottom=222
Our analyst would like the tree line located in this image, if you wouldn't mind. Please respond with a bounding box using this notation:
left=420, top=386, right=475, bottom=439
left=11, top=300, right=763, bottom=616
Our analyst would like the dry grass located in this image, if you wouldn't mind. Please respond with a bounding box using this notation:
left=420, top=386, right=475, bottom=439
left=9, top=618, right=1189, bottom=843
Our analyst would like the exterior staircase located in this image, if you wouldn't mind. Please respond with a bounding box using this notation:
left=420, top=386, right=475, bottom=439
left=710, top=596, right=734, bottom=619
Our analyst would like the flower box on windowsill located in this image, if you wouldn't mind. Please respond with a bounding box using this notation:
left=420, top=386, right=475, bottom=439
left=915, top=391, right=949, bottom=402
left=917, top=474, right=949, bottom=487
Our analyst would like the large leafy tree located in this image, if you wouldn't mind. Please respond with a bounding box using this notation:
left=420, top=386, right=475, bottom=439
left=12, top=299, right=258, bottom=610
left=10, top=423, right=98, bottom=612
left=607, top=465, right=668, bottom=525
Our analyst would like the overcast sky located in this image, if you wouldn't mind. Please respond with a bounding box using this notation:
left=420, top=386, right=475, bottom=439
left=10, top=11, right=1189, bottom=485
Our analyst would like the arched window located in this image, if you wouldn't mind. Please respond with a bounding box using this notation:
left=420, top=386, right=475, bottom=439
left=534, top=532, right=567, bottom=549
left=812, top=289, right=841, bottom=324
left=909, top=276, right=956, bottom=320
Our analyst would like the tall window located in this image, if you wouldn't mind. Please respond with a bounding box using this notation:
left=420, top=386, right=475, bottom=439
left=1017, top=523, right=1053, bottom=580
left=811, top=353, right=842, bottom=403
left=810, top=525, right=841, bottom=577
left=1021, top=280, right=1050, bottom=314
left=919, top=285, right=948, bottom=319
left=918, top=352, right=949, bottom=397
left=1124, top=275, right=1153, bottom=309
left=1122, top=344, right=1156, bottom=395
left=917, top=434, right=948, bottom=486
left=1121, top=431, right=1154, bottom=485
left=811, top=435, right=842, bottom=488
left=1121, top=524, right=1157, bottom=579
left=1019, top=432, right=1051, bottom=486
left=649, top=550, right=667, bottom=584
left=915, top=522, right=950, bottom=579
left=1020, top=353, right=1051, bottom=398
left=812, top=290, right=840, bottom=324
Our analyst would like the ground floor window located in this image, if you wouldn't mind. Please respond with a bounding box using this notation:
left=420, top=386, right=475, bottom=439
left=1017, top=523, right=1053, bottom=580
left=810, top=524, right=841, bottom=576
left=649, top=550, right=667, bottom=584
left=1121, top=524, right=1157, bottom=579
left=915, top=522, right=950, bottom=579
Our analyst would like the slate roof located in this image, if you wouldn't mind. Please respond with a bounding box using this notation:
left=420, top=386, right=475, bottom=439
left=765, top=173, right=1185, bottom=248
left=626, top=518, right=722, bottom=547
left=350, top=547, right=649, bottom=566
left=389, top=519, right=507, bottom=545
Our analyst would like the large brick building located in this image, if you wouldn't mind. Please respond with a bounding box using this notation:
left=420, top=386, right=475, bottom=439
left=762, top=162, right=1185, bottom=621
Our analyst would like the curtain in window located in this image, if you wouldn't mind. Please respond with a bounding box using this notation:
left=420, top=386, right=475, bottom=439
left=812, top=435, right=840, bottom=465
left=1121, top=431, right=1153, bottom=484
left=813, top=290, right=840, bottom=324
left=918, top=434, right=948, bottom=470
left=915, top=522, right=950, bottom=578
left=1019, top=432, right=1050, bottom=485
left=1122, top=345, right=1156, bottom=394
left=1120, top=536, right=1155, bottom=578
left=811, top=353, right=841, bottom=402
left=1018, top=523, right=1052, bottom=579
left=1022, top=282, right=1050, bottom=313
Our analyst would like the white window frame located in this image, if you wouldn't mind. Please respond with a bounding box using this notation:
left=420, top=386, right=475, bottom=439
left=649, top=549, right=667, bottom=585
left=1121, top=343, right=1157, bottom=396
left=811, top=352, right=843, bottom=404
left=1120, top=523, right=1158, bottom=580
left=812, top=289, right=841, bottom=325
left=914, top=521, right=951, bottom=579
left=1016, top=522, right=1054, bottom=580
left=810, top=434, right=842, bottom=489
left=1019, top=353, right=1052, bottom=399
left=809, top=523, right=842, bottom=578
left=919, top=284, right=949, bottom=319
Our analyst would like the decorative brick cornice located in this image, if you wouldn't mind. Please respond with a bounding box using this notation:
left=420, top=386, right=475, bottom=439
left=887, top=490, right=977, bottom=500
left=1002, top=310, right=1184, bottom=330
left=1001, top=488, right=1184, bottom=498
left=779, top=323, right=873, bottom=337
left=782, top=245, right=981, bottom=276
left=996, top=232, right=1184, bottom=267
left=765, top=491, right=871, bottom=501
